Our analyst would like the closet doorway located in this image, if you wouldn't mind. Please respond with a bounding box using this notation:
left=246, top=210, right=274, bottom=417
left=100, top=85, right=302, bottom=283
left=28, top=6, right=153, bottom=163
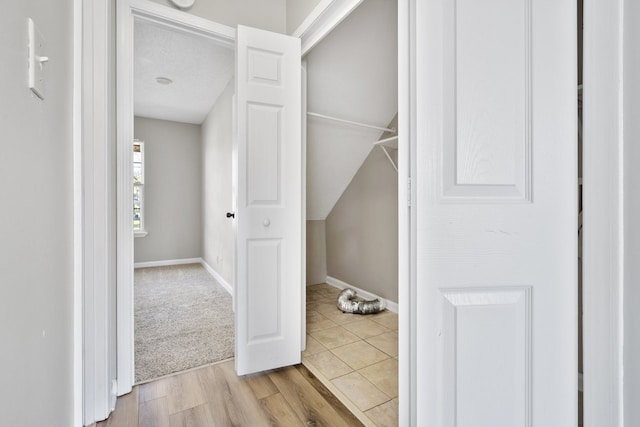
left=301, top=0, right=400, bottom=425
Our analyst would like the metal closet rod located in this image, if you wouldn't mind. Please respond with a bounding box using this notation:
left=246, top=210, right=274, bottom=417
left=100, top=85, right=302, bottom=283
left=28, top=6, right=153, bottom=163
left=307, top=112, right=397, bottom=133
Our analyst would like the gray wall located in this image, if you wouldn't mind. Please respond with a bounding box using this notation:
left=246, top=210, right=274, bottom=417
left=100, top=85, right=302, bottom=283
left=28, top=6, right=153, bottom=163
left=325, top=126, right=399, bottom=302
left=307, top=220, right=327, bottom=284
left=148, top=0, right=286, bottom=33
left=624, top=0, right=640, bottom=421
left=202, top=80, right=235, bottom=285
left=0, top=2, right=74, bottom=425
left=286, top=0, right=323, bottom=34
left=134, top=117, right=202, bottom=263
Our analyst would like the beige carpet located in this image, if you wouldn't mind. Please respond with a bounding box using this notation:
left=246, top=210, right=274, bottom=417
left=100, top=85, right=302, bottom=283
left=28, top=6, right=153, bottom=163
left=134, top=263, right=234, bottom=383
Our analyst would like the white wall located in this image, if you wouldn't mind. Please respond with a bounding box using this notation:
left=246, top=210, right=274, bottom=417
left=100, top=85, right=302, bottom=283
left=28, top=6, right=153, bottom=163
left=624, top=0, right=640, bottom=421
left=148, top=0, right=286, bottom=33
left=133, top=117, right=203, bottom=263
left=286, top=0, right=323, bottom=34
left=202, top=80, right=235, bottom=285
left=0, top=2, right=75, bottom=426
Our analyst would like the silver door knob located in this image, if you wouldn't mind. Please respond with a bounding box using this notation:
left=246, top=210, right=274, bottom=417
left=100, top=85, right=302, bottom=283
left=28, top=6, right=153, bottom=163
left=263, top=218, right=271, bottom=227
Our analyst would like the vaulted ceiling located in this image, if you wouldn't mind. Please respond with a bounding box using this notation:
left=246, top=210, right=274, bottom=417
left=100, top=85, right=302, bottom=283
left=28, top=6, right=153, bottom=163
left=305, top=0, right=398, bottom=220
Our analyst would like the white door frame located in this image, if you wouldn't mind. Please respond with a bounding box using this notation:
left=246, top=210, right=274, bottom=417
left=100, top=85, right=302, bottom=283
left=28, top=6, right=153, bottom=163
left=80, top=0, right=118, bottom=423
left=115, top=0, right=236, bottom=396
left=82, top=0, right=625, bottom=425
left=398, top=1, right=415, bottom=424
left=582, top=0, right=625, bottom=424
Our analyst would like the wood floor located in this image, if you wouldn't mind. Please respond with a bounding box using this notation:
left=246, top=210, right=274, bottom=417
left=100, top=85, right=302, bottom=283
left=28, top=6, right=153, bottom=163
left=97, top=359, right=363, bottom=427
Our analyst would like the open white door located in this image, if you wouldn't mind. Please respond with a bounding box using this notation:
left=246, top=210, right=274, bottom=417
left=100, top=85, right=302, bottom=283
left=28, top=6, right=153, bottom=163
left=235, top=25, right=302, bottom=376
left=411, top=0, right=577, bottom=425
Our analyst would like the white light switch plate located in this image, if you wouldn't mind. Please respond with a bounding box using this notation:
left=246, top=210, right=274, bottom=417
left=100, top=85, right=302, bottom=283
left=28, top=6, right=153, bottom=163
left=28, top=18, right=46, bottom=100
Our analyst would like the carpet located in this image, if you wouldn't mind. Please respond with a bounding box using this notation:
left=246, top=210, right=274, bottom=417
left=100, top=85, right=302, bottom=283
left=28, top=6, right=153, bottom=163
left=134, top=263, right=235, bottom=383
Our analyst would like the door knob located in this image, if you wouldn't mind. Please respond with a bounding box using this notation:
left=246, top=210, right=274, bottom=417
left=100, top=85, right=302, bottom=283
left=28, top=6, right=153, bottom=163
left=226, top=212, right=235, bottom=218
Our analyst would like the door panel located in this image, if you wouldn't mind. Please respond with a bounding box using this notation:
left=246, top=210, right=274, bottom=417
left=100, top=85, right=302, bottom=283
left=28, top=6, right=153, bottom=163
left=236, top=25, right=302, bottom=376
left=415, top=0, right=577, bottom=425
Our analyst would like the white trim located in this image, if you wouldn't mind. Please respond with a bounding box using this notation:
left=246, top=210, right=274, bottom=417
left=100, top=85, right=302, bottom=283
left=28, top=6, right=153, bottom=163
left=82, top=0, right=117, bottom=423
left=116, top=0, right=135, bottom=397
left=129, top=0, right=235, bottom=46
left=583, top=0, right=625, bottom=424
left=301, top=60, right=308, bottom=352
left=134, top=230, right=149, bottom=238
left=292, top=0, right=333, bottom=37
left=133, top=257, right=202, bottom=269
left=73, top=0, right=84, bottom=424
left=116, top=0, right=237, bottom=396
left=295, top=0, right=364, bottom=56
left=200, top=259, right=234, bottom=296
left=398, top=0, right=415, bottom=425
left=325, top=276, right=398, bottom=313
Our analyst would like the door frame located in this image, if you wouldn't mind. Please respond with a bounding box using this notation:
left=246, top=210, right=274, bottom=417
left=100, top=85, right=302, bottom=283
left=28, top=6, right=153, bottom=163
left=81, top=0, right=625, bottom=425
left=115, top=0, right=236, bottom=396
left=582, top=0, right=625, bottom=424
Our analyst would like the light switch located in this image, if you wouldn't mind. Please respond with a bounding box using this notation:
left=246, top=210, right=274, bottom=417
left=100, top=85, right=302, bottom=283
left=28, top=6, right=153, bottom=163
left=28, top=18, right=47, bottom=100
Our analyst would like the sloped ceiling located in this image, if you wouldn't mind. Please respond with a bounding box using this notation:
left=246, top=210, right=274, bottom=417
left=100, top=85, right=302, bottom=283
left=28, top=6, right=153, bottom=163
left=305, top=0, right=398, bottom=220
left=134, top=20, right=234, bottom=124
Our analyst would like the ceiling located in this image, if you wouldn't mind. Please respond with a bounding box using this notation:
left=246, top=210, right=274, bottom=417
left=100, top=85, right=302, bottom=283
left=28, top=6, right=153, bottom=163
left=305, top=0, right=398, bottom=220
left=134, top=19, right=234, bottom=124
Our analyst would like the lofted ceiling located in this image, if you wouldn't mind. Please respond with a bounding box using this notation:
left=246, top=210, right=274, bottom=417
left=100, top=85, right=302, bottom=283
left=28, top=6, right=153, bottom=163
left=134, top=19, right=234, bottom=125
left=305, top=0, right=398, bottom=220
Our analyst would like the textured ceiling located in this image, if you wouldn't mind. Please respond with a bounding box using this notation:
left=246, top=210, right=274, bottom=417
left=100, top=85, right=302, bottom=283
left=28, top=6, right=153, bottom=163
left=306, top=0, right=398, bottom=220
left=134, top=19, right=234, bottom=124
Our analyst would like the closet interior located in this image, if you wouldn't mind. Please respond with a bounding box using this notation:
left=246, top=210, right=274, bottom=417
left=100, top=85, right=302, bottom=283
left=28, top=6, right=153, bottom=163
left=302, top=0, right=400, bottom=425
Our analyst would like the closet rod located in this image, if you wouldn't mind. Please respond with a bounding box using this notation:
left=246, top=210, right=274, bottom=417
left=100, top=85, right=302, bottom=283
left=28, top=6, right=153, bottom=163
left=373, top=135, right=399, bottom=146
left=307, top=112, right=396, bottom=133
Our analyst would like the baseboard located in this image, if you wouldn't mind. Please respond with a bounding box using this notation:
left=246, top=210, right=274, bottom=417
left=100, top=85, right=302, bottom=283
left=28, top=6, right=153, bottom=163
left=133, top=258, right=202, bottom=269
left=324, top=276, right=398, bottom=313
left=200, top=259, right=233, bottom=296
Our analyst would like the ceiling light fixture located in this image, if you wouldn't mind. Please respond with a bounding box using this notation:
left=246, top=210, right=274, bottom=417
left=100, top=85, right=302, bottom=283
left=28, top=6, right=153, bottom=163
left=155, top=77, right=173, bottom=85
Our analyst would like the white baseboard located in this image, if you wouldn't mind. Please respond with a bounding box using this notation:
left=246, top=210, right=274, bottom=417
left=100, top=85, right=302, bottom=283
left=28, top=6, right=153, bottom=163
left=133, top=258, right=202, bottom=269
left=324, top=276, right=398, bottom=313
left=200, top=259, right=233, bottom=296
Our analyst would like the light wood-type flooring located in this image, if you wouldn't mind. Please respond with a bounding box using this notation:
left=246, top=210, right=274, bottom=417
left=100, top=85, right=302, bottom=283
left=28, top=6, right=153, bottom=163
left=97, top=359, right=363, bottom=426
left=303, top=284, right=398, bottom=427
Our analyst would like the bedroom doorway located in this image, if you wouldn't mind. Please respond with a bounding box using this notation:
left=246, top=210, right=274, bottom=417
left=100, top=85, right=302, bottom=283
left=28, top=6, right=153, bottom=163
left=126, top=8, right=237, bottom=385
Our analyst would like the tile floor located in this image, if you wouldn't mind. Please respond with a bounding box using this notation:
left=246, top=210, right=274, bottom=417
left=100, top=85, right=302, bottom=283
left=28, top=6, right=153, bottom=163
left=303, top=284, right=398, bottom=427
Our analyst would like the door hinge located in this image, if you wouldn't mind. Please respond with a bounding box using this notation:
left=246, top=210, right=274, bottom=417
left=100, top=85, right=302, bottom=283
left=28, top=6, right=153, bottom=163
left=407, top=177, right=412, bottom=206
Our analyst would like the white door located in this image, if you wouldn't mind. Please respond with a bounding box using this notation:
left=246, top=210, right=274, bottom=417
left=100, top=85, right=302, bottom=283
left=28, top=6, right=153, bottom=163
left=413, top=0, right=577, bottom=425
left=235, top=25, right=302, bottom=376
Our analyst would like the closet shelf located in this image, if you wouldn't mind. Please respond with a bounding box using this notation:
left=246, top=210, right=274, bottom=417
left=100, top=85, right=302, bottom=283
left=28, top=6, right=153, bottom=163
left=307, top=112, right=397, bottom=133
left=374, top=136, right=398, bottom=172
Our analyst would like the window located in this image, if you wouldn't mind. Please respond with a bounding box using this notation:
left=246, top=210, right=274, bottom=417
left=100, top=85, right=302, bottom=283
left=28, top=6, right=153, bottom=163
left=133, top=140, right=147, bottom=236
